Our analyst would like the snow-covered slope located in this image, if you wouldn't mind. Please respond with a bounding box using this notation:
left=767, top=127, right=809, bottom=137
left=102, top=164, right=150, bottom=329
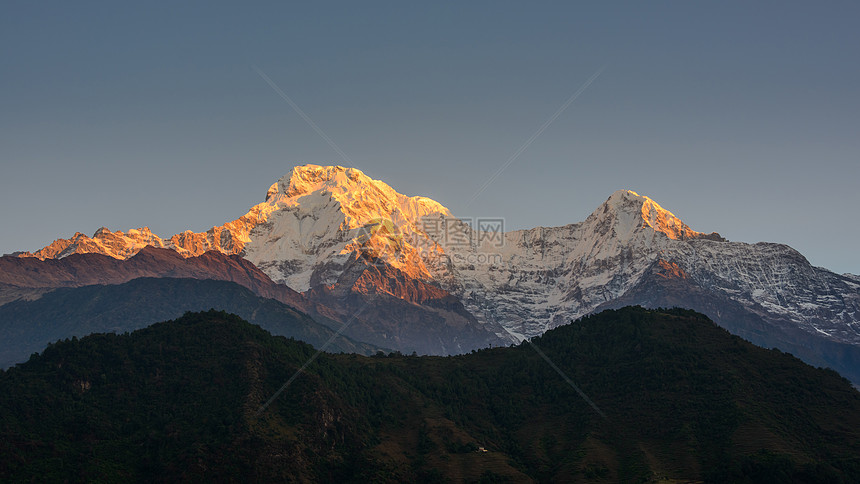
left=425, top=189, right=727, bottom=337
left=241, top=165, right=449, bottom=290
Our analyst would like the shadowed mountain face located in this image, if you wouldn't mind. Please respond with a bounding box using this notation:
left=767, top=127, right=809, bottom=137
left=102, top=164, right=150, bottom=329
left=304, top=256, right=507, bottom=355
left=1, top=308, right=859, bottom=482
left=0, top=278, right=380, bottom=368
left=0, top=246, right=504, bottom=357
left=593, top=259, right=860, bottom=386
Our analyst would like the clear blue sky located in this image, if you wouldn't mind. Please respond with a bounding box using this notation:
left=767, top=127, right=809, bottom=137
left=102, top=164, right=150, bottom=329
left=2, top=1, right=858, bottom=274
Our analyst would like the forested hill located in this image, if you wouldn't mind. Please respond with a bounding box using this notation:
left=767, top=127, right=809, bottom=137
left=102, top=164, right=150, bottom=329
left=2, top=307, right=859, bottom=482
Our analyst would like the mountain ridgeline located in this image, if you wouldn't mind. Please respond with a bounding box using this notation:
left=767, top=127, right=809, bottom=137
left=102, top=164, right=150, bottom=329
left=0, top=277, right=380, bottom=368
left=2, top=308, right=859, bottom=483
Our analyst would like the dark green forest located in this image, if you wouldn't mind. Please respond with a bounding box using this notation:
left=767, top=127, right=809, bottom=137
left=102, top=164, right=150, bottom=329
left=2, top=307, right=859, bottom=483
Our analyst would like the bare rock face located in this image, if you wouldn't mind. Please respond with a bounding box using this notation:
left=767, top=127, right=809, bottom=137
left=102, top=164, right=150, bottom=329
left=304, top=255, right=506, bottom=355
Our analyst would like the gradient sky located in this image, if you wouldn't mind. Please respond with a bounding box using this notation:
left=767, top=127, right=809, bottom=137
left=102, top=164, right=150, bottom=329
left=2, top=1, right=858, bottom=274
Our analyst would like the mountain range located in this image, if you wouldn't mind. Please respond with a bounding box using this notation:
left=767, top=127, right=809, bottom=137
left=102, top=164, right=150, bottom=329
left=4, top=164, right=859, bottom=384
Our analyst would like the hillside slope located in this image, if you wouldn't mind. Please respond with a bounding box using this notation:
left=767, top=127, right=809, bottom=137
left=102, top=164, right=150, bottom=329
left=1, top=307, right=858, bottom=482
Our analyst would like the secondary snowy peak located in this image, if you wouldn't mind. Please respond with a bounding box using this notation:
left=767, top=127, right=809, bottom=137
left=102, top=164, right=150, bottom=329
left=592, top=190, right=722, bottom=242
left=21, top=227, right=167, bottom=260
left=432, top=186, right=858, bottom=353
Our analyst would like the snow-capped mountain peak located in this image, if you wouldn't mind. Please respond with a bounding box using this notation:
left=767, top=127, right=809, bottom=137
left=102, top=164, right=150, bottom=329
left=594, top=189, right=716, bottom=242
left=264, top=164, right=451, bottom=229
left=241, top=164, right=452, bottom=289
